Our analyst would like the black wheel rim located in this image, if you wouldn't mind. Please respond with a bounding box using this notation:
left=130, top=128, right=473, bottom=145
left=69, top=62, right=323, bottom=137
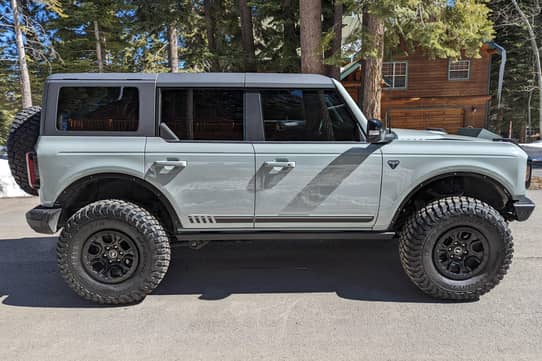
left=432, top=227, right=489, bottom=280
left=82, top=230, right=140, bottom=284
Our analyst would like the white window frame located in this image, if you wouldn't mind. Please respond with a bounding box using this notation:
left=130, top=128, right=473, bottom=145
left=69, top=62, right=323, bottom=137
left=382, top=61, right=408, bottom=90
left=448, top=60, right=471, bottom=81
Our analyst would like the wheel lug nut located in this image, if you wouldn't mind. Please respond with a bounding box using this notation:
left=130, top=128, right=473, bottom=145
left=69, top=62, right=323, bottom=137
left=448, top=248, right=452, bottom=251
left=463, top=250, right=468, bottom=254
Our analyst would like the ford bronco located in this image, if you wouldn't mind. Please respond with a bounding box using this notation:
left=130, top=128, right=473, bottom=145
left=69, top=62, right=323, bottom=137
left=8, top=73, right=535, bottom=304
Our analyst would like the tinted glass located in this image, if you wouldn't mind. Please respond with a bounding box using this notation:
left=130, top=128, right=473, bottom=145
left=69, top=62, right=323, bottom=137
left=57, top=87, right=139, bottom=131
left=261, top=89, right=361, bottom=142
left=161, top=89, right=243, bottom=140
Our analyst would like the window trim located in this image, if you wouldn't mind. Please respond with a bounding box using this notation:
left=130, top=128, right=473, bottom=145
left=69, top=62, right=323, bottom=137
left=157, top=87, right=248, bottom=143
left=257, top=88, right=367, bottom=144
left=382, top=61, right=408, bottom=90
left=43, top=81, right=155, bottom=137
left=448, top=59, right=471, bottom=81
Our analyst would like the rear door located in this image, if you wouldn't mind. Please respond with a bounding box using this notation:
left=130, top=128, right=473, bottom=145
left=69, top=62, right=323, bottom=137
left=145, top=88, right=255, bottom=229
left=253, top=88, right=382, bottom=229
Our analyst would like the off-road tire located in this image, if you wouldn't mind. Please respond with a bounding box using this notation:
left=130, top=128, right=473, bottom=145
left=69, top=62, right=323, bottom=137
left=57, top=200, right=171, bottom=304
left=7, top=106, right=41, bottom=196
left=399, top=196, right=513, bottom=300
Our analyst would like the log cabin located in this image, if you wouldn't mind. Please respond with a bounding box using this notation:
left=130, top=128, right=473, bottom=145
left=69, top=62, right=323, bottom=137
left=340, top=44, right=503, bottom=134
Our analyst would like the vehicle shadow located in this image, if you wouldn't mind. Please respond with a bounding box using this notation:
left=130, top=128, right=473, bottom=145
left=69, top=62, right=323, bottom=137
left=0, top=236, right=457, bottom=308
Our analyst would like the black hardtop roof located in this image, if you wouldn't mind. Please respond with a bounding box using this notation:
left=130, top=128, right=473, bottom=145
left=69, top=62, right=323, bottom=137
left=46, top=72, right=335, bottom=88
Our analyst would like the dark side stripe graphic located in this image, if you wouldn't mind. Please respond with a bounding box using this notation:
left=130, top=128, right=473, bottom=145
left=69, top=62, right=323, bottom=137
left=214, top=216, right=374, bottom=223
left=280, top=144, right=382, bottom=214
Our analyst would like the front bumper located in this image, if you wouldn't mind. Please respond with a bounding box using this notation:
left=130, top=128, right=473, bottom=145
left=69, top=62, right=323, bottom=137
left=26, top=206, right=62, bottom=234
left=513, top=196, right=536, bottom=222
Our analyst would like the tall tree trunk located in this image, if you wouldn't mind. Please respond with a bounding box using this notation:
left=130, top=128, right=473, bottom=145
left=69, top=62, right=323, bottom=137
left=204, top=0, right=220, bottom=71
left=10, top=0, right=32, bottom=108
left=362, top=13, right=384, bottom=120
left=239, top=0, right=256, bottom=71
left=168, top=23, right=179, bottom=73
left=299, top=0, right=324, bottom=74
left=324, top=1, right=343, bottom=79
left=93, top=20, right=104, bottom=73
left=511, top=0, right=542, bottom=134
left=282, top=0, right=299, bottom=72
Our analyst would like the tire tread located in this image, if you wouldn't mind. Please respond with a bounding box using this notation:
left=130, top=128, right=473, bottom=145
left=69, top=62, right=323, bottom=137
left=6, top=106, right=41, bottom=196
left=399, top=196, right=513, bottom=300
left=56, top=200, right=171, bottom=304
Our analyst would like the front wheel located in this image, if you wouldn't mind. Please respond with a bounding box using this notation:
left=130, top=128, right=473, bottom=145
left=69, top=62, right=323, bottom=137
left=57, top=200, right=171, bottom=304
left=399, top=196, right=513, bottom=300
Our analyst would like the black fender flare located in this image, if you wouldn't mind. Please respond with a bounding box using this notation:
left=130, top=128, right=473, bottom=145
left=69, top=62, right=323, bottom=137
left=54, top=173, right=182, bottom=232
left=389, top=171, right=513, bottom=230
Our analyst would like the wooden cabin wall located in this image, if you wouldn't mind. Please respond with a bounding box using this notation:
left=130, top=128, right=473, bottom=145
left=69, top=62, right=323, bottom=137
left=341, top=47, right=493, bottom=134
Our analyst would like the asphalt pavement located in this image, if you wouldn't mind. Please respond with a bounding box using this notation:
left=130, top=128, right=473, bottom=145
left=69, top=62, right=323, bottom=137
left=1, top=193, right=541, bottom=361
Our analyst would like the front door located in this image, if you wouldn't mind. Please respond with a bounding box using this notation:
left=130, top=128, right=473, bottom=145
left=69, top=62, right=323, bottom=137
left=145, top=88, right=255, bottom=229
left=253, top=89, right=382, bottom=229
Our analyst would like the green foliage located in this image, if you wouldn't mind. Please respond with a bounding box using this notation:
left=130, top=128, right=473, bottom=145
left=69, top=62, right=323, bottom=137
left=2, top=0, right=520, bottom=130
left=344, top=0, right=494, bottom=61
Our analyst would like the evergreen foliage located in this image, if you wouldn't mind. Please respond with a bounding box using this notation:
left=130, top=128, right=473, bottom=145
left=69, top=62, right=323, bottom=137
left=0, top=0, right=537, bottom=139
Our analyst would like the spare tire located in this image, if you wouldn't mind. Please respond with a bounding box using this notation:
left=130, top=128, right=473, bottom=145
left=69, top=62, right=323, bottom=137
left=7, top=106, right=42, bottom=196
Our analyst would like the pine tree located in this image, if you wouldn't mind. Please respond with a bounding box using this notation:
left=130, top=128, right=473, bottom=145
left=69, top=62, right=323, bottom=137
left=300, top=0, right=324, bottom=74
left=346, top=0, right=494, bottom=119
left=489, top=0, right=542, bottom=139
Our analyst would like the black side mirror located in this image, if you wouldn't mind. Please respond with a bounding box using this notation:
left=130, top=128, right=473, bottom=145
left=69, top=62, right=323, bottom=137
left=367, top=118, right=386, bottom=143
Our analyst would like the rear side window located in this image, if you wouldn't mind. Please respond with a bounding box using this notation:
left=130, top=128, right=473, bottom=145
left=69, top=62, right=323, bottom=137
left=161, top=89, right=244, bottom=141
left=261, top=89, right=361, bottom=142
left=57, top=87, right=139, bottom=131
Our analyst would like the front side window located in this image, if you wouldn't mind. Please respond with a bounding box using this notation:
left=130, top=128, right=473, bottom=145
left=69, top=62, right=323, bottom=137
left=161, top=89, right=244, bottom=141
left=449, top=60, right=471, bottom=80
left=261, top=89, right=361, bottom=142
left=57, top=87, right=139, bottom=131
left=383, top=61, right=408, bottom=89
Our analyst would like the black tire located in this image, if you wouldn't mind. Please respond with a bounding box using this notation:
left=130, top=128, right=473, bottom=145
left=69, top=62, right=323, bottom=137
left=57, top=200, right=171, bottom=304
left=7, top=106, right=41, bottom=196
left=399, top=196, right=513, bottom=300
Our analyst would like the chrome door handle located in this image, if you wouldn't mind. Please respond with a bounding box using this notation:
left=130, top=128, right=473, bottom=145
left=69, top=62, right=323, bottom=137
left=153, top=160, right=187, bottom=168
left=264, top=160, right=296, bottom=169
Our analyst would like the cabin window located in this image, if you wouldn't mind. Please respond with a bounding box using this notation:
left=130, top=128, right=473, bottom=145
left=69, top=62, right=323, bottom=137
left=160, top=89, right=244, bottom=141
left=57, top=87, right=139, bottom=131
left=382, top=62, right=408, bottom=89
left=449, top=60, right=471, bottom=80
left=260, top=89, right=361, bottom=142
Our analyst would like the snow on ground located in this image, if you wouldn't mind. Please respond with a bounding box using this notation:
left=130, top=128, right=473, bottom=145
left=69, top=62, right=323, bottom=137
left=0, top=158, right=30, bottom=198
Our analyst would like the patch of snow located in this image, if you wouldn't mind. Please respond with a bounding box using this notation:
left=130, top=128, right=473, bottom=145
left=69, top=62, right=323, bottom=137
left=0, top=158, right=31, bottom=198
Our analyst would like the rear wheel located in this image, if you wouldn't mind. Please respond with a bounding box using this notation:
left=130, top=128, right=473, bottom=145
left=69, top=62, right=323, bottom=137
left=399, top=196, right=513, bottom=300
left=57, top=200, right=171, bottom=304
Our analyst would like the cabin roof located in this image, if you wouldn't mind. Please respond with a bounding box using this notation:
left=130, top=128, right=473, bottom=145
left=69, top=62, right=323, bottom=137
left=47, top=72, right=335, bottom=88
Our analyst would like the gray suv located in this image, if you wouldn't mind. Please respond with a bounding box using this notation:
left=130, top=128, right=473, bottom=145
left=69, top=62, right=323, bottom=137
left=8, top=73, right=534, bottom=304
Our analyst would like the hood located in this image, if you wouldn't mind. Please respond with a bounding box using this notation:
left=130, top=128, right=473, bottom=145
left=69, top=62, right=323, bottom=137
left=391, top=128, right=491, bottom=142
